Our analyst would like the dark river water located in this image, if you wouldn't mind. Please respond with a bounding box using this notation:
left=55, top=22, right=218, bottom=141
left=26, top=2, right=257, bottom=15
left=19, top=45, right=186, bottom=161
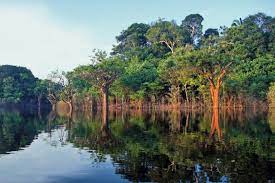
left=0, top=106, right=274, bottom=183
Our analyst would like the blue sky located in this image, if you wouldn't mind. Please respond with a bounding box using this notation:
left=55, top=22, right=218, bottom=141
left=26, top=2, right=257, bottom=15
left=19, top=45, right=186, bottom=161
left=0, top=0, right=274, bottom=78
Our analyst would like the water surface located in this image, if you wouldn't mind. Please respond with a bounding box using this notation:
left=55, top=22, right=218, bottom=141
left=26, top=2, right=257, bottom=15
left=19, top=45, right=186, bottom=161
left=0, top=107, right=274, bottom=182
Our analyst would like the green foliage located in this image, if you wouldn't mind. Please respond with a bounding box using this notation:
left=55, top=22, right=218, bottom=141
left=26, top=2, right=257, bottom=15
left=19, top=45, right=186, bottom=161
left=0, top=65, right=37, bottom=103
left=181, top=14, right=204, bottom=45
left=112, top=23, right=150, bottom=56
left=83, top=56, right=124, bottom=90
left=224, top=54, right=275, bottom=100
left=1, top=13, right=274, bottom=105
left=224, top=13, right=274, bottom=60
left=146, top=19, right=191, bottom=53
left=121, top=58, right=157, bottom=91
left=184, top=37, right=235, bottom=85
left=34, top=79, right=50, bottom=100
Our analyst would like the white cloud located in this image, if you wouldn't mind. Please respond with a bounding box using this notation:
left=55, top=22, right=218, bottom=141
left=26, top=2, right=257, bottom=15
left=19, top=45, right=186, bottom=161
left=0, top=5, right=95, bottom=78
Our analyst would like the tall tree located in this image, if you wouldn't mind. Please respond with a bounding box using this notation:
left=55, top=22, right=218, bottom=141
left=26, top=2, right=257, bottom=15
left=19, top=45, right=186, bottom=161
left=46, top=70, right=65, bottom=111
left=181, top=14, right=204, bottom=45
left=112, top=23, right=150, bottom=56
left=225, top=13, right=272, bottom=60
left=184, top=36, right=235, bottom=109
left=81, top=52, right=124, bottom=121
left=158, top=56, right=194, bottom=106
left=146, top=19, right=191, bottom=54
left=34, top=79, right=49, bottom=109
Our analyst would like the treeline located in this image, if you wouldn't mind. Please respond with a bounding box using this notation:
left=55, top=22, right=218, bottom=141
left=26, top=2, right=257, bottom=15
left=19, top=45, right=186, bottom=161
left=0, top=65, right=45, bottom=105
left=1, top=13, right=275, bottom=110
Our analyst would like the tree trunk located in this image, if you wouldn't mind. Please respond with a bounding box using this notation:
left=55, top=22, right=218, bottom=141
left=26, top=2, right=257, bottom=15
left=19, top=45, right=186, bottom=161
left=37, top=95, right=42, bottom=119
left=184, top=84, right=189, bottom=106
left=121, top=96, right=124, bottom=108
left=51, top=103, right=56, bottom=112
left=38, top=95, right=42, bottom=109
left=210, top=85, right=220, bottom=109
left=184, top=111, right=190, bottom=134
left=169, top=85, right=180, bottom=109
left=115, top=95, right=118, bottom=109
left=91, top=96, right=97, bottom=112
left=66, top=101, right=73, bottom=117
left=208, top=80, right=222, bottom=139
left=101, top=87, right=109, bottom=129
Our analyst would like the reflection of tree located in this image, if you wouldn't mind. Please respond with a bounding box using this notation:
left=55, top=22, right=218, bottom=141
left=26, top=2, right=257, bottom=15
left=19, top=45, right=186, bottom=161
left=168, top=109, right=182, bottom=132
left=0, top=107, right=271, bottom=181
left=66, top=109, right=272, bottom=182
left=67, top=114, right=122, bottom=157
left=210, top=107, right=222, bottom=139
left=184, top=110, right=190, bottom=134
left=46, top=111, right=72, bottom=147
left=0, top=108, right=47, bottom=154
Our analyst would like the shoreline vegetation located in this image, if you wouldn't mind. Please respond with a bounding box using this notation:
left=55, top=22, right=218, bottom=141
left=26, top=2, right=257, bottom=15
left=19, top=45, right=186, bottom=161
left=0, top=12, right=274, bottom=116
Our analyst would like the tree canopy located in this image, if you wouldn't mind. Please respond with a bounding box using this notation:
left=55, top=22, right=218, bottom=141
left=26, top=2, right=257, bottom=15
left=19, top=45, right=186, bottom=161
left=1, top=12, right=274, bottom=108
left=0, top=65, right=37, bottom=103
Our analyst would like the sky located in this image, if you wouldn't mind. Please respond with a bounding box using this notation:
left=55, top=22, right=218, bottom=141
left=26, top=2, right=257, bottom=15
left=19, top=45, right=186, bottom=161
left=0, top=0, right=275, bottom=78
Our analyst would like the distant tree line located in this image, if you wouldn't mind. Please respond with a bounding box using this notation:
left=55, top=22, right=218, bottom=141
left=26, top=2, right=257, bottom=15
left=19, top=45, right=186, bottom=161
left=0, top=65, right=40, bottom=104
left=0, top=13, right=274, bottom=111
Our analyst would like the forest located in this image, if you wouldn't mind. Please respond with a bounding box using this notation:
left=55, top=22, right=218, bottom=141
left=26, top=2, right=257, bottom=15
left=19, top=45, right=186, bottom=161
left=0, top=12, right=275, bottom=111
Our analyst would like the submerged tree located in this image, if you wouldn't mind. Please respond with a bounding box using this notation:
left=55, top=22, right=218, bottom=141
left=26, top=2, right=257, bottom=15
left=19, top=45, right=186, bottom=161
left=34, top=79, right=49, bottom=109
left=81, top=52, right=124, bottom=121
left=184, top=36, right=235, bottom=109
left=46, top=70, right=65, bottom=111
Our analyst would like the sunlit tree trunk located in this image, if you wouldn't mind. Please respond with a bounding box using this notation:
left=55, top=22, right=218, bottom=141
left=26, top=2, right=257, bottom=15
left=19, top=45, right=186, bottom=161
left=49, top=100, right=56, bottom=112
left=65, top=100, right=73, bottom=117
left=48, top=94, right=57, bottom=112
left=205, top=62, right=231, bottom=109
left=208, top=75, right=224, bottom=139
left=210, top=84, right=220, bottom=109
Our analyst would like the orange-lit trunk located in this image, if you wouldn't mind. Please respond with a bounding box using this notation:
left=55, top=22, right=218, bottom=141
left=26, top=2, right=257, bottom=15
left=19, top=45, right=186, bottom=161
left=209, top=82, right=222, bottom=139
left=210, top=85, right=220, bottom=109
left=65, top=101, right=73, bottom=118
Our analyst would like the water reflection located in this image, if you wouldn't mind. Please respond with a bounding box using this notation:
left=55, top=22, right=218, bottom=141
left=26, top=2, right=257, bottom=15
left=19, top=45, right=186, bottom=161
left=0, top=107, right=48, bottom=154
left=0, top=106, right=273, bottom=182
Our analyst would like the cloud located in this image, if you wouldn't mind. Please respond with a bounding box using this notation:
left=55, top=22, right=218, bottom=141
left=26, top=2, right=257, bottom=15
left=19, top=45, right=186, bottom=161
left=0, top=4, right=95, bottom=78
